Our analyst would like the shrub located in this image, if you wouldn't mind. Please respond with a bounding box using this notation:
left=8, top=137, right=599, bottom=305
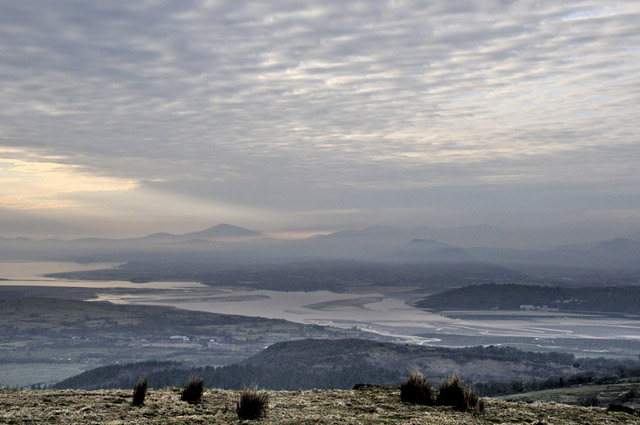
left=579, top=395, right=600, bottom=407
left=608, top=404, right=636, bottom=415
left=236, top=388, right=269, bottom=420
left=400, top=370, right=434, bottom=405
left=436, top=373, right=482, bottom=412
left=132, top=378, right=147, bottom=406
left=181, top=377, right=204, bottom=404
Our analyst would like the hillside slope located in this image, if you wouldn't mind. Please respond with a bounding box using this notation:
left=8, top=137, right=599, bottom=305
left=500, top=379, right=640, bottom=410
left=416, top=283, right=640, bottom=314
left=2, top=386, right=638, bottom=424
left=55, top=338, right=608, bottom=391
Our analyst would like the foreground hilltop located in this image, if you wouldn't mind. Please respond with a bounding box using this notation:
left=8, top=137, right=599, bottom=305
left=1, top=386, right=637, bottom=425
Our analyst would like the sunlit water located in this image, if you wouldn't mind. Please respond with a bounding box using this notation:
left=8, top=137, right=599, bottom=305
left=3, top=261, right=640, bottom=350
left=0, top=261, right=203, bottom=289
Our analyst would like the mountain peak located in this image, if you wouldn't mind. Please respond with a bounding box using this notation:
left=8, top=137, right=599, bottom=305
left=593, top=237, right=640, bottom=252
left=145, top=232, right=177, bottom=239
left=409, top=238, right=451, bottom=247
left=183, top=224, right=262, bottom=239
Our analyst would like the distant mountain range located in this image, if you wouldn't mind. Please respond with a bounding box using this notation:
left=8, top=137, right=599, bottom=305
left=399, top=239, right=477, bottom=263
left=0, top=224, right=639, bottom=271
left=0, top=224, right=262, bottom=245
left=310, top=224, right=511, bottom=247
left=136, top=224, right=262, bottom=242
left=469, top=237, right=640, bottom=271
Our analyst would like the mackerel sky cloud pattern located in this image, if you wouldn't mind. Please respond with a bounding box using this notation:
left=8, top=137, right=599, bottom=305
left=0, top=1, right=639, bottom=240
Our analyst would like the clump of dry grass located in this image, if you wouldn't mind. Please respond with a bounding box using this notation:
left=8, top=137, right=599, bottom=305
left=181, top=377, right=203, bottom=404
left=2, top=386, right=637, bottom=424
left=132, top=378, right=147, bottom=406
left=236, top=388, right=269, bottom=420
left=400, top=370, right=434, bottom=405
left=436, top=373, right=483, bottom=412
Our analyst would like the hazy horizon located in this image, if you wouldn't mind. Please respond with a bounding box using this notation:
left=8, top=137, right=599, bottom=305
left=1, top=221, right=639, bottom=249
left=1, top=1, right=639, bottom=243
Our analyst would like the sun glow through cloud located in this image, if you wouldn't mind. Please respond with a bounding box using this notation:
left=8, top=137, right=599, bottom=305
left=0, top=152, right=137, bottom=210
left=0, top=0, right=638, bottom=240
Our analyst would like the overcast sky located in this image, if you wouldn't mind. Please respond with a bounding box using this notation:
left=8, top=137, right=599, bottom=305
left=1, top=0, right=639, bottom=242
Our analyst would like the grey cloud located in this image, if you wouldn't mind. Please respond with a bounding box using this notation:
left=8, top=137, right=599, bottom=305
left=1, top=0, right=639, bottom=238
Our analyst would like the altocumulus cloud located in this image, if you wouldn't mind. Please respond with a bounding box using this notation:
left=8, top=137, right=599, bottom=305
left=0, top=0, right=639, bottom=238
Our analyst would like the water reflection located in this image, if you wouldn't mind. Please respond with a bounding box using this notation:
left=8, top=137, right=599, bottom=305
left=3, top=261, right=640, bottom=354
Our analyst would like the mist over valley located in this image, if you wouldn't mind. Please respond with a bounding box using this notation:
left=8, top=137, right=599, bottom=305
left=2, top=223, right=639, bottom=405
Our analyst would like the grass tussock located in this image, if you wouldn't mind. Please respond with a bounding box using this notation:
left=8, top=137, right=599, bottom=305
left=236, top=388, right=269, bottom=420
left=3, top=387, right=636, bottom=424
left=181, top=377, right=203, bottom=404
left=132, top=378, right=147, bottom=406
left=400, top=370, right=434, bottom=405
left=436, top=373, right=483, bottom=412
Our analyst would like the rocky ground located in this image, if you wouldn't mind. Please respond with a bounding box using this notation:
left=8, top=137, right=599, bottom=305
left=1, top=386, right=638, bottom=424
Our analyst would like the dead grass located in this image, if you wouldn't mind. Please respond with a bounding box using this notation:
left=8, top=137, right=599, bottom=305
left=437, top=373, right=482, bottom=412
left=400, top=370, right=434, bottom=405
left=236, top=388, right=269, bottom=420
left=132, top=378, right=147, bottom=406
left=180, top=377, right=203, bottom=404
left=1, top=387, right=638, bottom=424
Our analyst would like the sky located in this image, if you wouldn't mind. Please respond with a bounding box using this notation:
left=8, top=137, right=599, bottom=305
left=1, top=0, right=639, bottom=242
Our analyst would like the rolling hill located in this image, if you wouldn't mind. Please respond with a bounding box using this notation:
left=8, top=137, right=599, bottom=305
left=55, top=338, right=615, bottom=391
left=415, top=283, right=640, bottom=314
